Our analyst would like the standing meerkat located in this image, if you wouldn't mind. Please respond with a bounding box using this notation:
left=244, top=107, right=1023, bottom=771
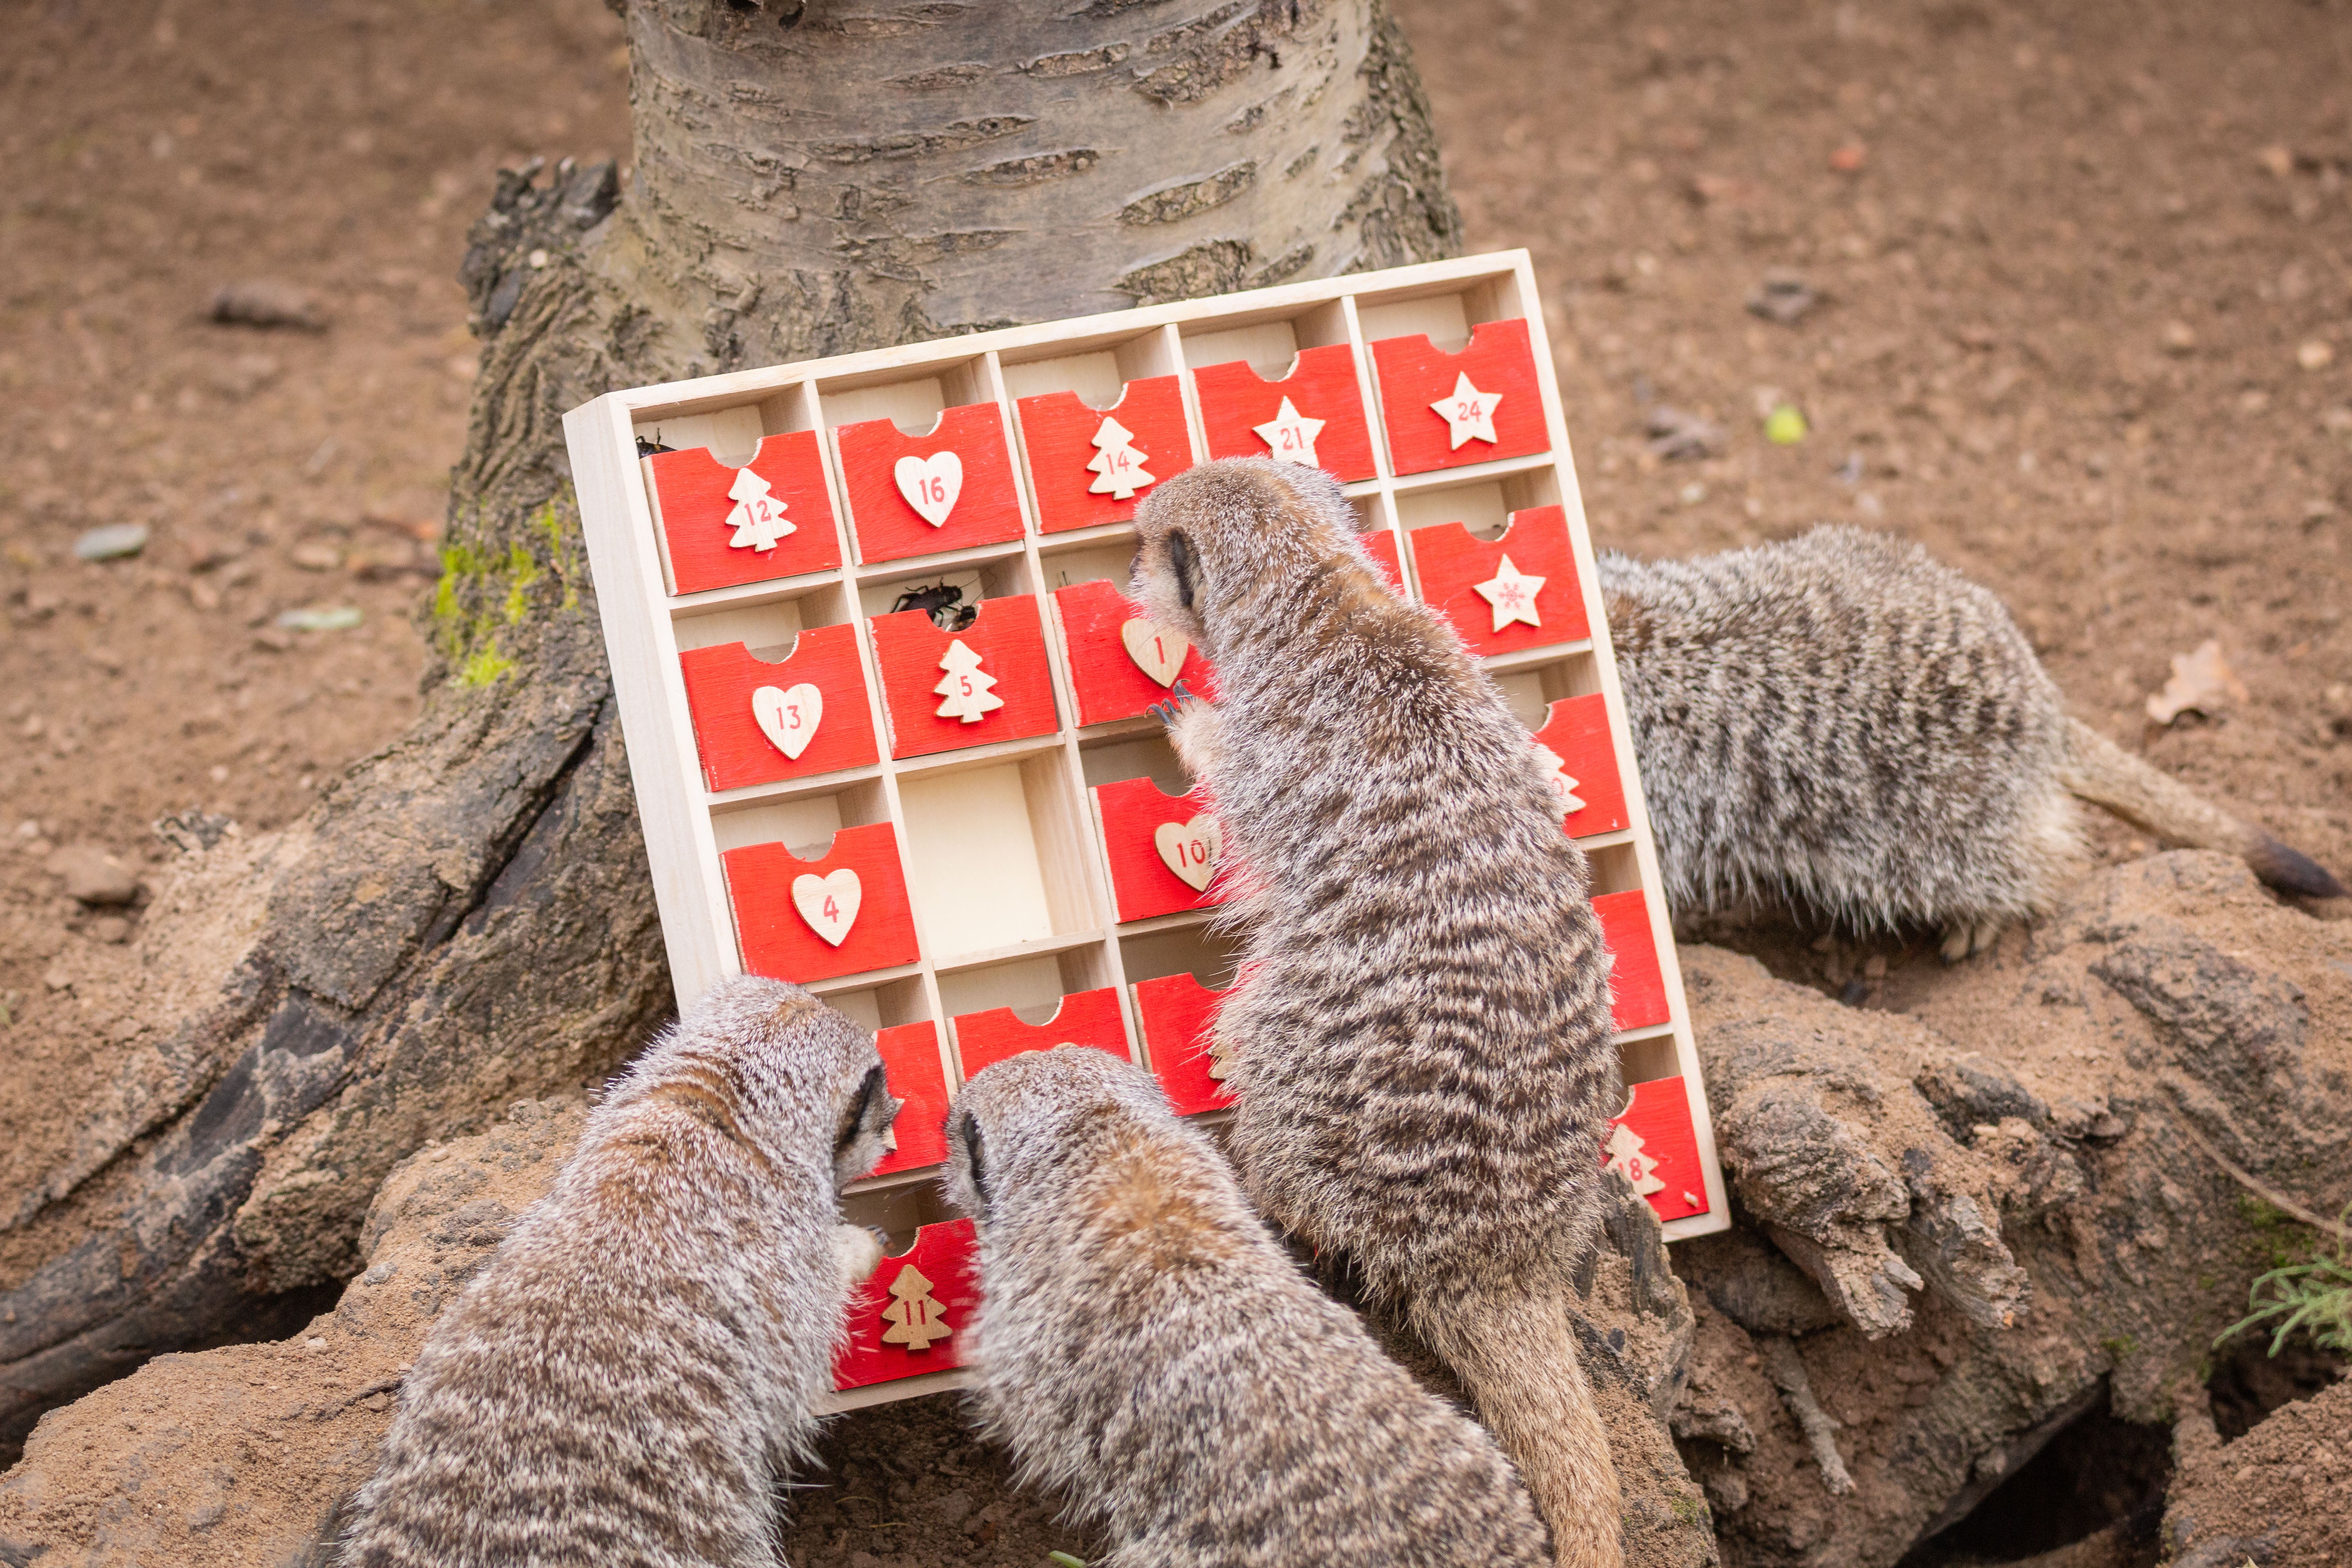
left=1129, top=458, right=1626, bottom=1568
left=944, top=1046, right=1552, bottom=1568
left=337, top=975, right=899, bottom=1568
left=1597, top=526, right=2345, bottom=958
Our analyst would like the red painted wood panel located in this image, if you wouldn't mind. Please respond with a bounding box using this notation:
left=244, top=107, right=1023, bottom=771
left=869, top=596, right=1059, bottom=759
left=834, top=1218, right=978, bottom=1390
left=1406, top=506, right=1590, bottom=657
left=643, top=432, right=842, bottom=595
left=677, top=624, right=878, bottom=793
left=870, top=1020, right=951, bottom=1178
left=724, top=822, right=920, bottom=984
left=1016, top=376, right=1194, bottom=534
left=1362, top=529, right=1404, bottom=593
left=1592, top=888, right=1670, bottom=1032
left=834, top=403, right=1026, bottom=565
left=1370, top=318, right=1550, bottom=476
left=1191, top=343, right=1376, bottom=481
left=1092, top=777, right=1222, bottom=924
left=1530, top=694, right=1629, bottom=839
left=1606, top=1076, right=1708, bottom=1222
left=1050, top=579, right=1216, bottom=728
left=1133, top=971, right=1232, bottom=1116
left=951, top=987, right=1130, bottom=1080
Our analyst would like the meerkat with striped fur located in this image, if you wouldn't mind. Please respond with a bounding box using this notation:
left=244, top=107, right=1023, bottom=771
left=945, top=1045, right=1552, bottom=1568
left=1129, top=457, right=1626, bottom=1568
left=1596, top=525, right=2345, bottom=958
left=338, top=976, right=898, bottom=1568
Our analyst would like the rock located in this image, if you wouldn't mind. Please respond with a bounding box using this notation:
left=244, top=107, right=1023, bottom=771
left=2162, top=320, right=2198, bottom=355
left=45, top=843, right=143, bottom=906
left=2298, top=339, right=2335, bottom=372
left=289, top=540, right=344, bottom=571
left=208, top=280, right=326, bottom=330
left=72, top=523, right=149, bottom=562
left=0, top=1101, right=586, bottom=1568
left=1646, top=404, right=1725, bottom=462
left=1745, top=271, right=1820, bottom=326
left=89, top=916, right=131, bottom=944
left=276, top=606, right=364, bottom=633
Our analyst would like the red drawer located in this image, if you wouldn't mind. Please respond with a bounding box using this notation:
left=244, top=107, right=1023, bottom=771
left=1408, top=505, right=1589, bottom=657
left=1016, top=376, right=1194, bottom=534
left=1370, top=318, right=1549, bottom=475
left=1606, top=1076, right=1709, bottom=1222
left=1133, top=971, right=1232, bottom=1116
left=1592, top=888, right=1669, bottom=1032
left=835, top=1217, right=977, bottom=1390
left=1363, top=529, right=1404, bottom=594
left=1092, top=777, right=1222, bottom=924
left=678, top=624, right=878, bottom=792
left=1051, top=579, right=1215, bottom=727
left=869, top=596, right=1058, bottom=759
left=1530, top=694, right=1628, bottom=839
left=951, top=988, right=1130, bottom=1080
left=643, top=432, right=842, bottom=595
left=724, top=822, right=920, bottom=984
left=1192, top=343, right=1376, bottom=481
left=869, top=1020, right=951, bottom=1178
left=834, top=403, right=1025, bottom=564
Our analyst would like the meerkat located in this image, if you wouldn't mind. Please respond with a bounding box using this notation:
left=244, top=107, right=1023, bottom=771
left=337, top=975, right=899, bottom=1568
left=944, top=1045, right=1552, bottom=1568
left=1128, top=458, right=1627, bottom=1568
left=1596, top=525, right=2345, bottom=958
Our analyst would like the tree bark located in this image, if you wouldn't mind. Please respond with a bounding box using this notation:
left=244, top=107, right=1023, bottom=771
left=0, top=0, right=1461, bottom=1454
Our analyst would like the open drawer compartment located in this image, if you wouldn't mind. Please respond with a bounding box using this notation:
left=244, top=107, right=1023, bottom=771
left=868, top=1020, right=953, bottom=1178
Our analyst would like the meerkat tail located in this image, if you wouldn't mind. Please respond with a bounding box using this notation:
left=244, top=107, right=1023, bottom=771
left=2058, top=718, right=2346, bottom=899
left=1414, top=1286, right=1625, bottom=1568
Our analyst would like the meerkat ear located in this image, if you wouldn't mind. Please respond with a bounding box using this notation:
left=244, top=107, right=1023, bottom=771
left=837, top=1065, right=888, bottom=1155
left=955, top=1110, right=991, bottom=1213
left=1167, top=530, right=1196, bottom=612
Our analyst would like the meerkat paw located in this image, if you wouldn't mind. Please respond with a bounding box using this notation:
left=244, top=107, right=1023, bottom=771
left=832, top=1223, right=886, bottom=1290
left=1937, top=918, right=2005, bottom=963
left=1154, top=681, right=1227, bottom=778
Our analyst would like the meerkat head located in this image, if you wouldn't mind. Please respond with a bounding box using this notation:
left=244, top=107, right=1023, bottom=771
left=1129, top=457, right=1365, bottom=657
left=648, top=974, right=902, bottom=1189
left=943, top=1046, right=1165, bottom=1224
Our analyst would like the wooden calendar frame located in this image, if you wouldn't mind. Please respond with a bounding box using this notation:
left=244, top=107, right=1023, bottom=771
left=563, top=250, right=1730, bottom=1412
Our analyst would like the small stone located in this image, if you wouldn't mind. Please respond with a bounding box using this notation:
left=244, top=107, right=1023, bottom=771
left=2299, top=339, right=2335, bottom=372
left=276, top=605, right=363, bottom=632
left=1645, top=404, right=1724, bottom=461
left=74, top=523, right=150, bottom=561
left=209, top=280, right=326, bottom=330
left=252, top=628, right=295, bottom=653
left=1746, top=270, right=1820, bottom=326
left=290, top=540, right=343, bottom=571
left=46, top=843, right=143, bottom=906
left=305, top=1337, right=328, bottom=1352
left=527, top=247, right=550, bottom=269
left=363, top=1261, right=398, bottom=1285
left=89, top=916, right=131, bottom=944
left=2255, top=143, right=2294, bottom=178
left=2160, top=321, right=2197, bottom=355
left=1829, top=142, right=1868, bottom=173
left=933, top=1490, right=973, bottom=1527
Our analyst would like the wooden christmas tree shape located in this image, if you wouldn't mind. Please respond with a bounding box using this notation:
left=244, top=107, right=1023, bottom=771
left=879, top=1263, right=953, bottom=1351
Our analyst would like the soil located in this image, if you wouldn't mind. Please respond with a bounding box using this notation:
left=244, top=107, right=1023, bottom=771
left=3, top=0, right=2350, bottom=1561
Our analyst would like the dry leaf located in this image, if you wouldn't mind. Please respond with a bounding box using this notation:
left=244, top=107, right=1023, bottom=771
left=2145, top=639, right=2248, bottom=724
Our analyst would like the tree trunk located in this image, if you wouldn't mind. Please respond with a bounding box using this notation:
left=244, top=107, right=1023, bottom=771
left=0, top=0, right=1461, bottom=1454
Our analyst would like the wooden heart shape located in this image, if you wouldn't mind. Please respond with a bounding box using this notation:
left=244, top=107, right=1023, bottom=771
left=1119, top=618, right=1188, bottom=688
left=751, top=682, right=824, bottom=760
left=893, top=450, right=963, bottom=526
left=792, top=868, right=863, bottom=947
left=1153, top=815, right=1221, bottom=893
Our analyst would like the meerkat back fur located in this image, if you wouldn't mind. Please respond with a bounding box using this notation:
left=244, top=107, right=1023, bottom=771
left=1598, top=526, right=2344, bottom=957
left=338, top=975, right=899, bottom=1568
left=945, top=1046, right=1552, bottom=1568
left=1129, top=458, right=1625, bottom=1568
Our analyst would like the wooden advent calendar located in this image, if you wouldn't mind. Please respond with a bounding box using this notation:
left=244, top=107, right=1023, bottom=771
left=562, top=251, right=1730, bottom=1412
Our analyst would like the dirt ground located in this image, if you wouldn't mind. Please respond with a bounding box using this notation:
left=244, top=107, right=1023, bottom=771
left=2, top=0, right=2348, bottom=1558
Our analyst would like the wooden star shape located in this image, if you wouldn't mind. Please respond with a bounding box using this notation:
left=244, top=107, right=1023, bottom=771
left=1252, top=396, right=1325, bottom=467
left=1431, top=371, right=1502, bottom=449
left=1472, top=553, right=1545, bottom=632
